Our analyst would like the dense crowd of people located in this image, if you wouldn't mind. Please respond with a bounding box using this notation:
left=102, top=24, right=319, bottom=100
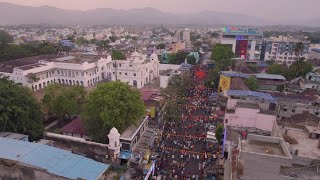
left=154, top=66, right=221, bottom=179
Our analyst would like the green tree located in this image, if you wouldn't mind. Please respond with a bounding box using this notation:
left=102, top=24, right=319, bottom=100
left=286, top=60, right=313, bottom=79
left=208, top=31, right=220, bottom=38
left=244, top=77, right=259, bottom=91
left=211, top=44, right=234, bottom=70
left=109, top=36, right=117, bottom=42
left=0, top=30, right=13, bottom=44
left=163, top=99, right=182, bottom=122
left=176, top=51, right=189, bottom=64
left=266, top=63, right=287, bottom=77
left=204, top=67, right=220, bottom=88
left=293, top=42, right=305, bottom=59
left=0, top=76, right=43, bottom=141
left=42, top=84, right=86, bottom=126
left=187, top=55, right=197, bottom=65
left=215, top=125, right=224, bottom=143
left=156, top=43, right=165, bottom=50
left=96, top=40, right=110, bottom=52
left=125, top=35, right=131, bottom=39
left=112, top=50, right=126, bottom=60
left=163, top=73, right=194, bottom=97
left=76, top=37, right=89, bottom=45
left=82, top=81, right=145, bottom=143
left=168, top=53, right=177, bottom=64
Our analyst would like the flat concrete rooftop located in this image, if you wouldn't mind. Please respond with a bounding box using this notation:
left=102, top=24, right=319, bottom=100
left=120, top=116, right=148, bottom=141
left=242, top=139, right=285, bottom=157
left=282, top=128, right=320, bottom=159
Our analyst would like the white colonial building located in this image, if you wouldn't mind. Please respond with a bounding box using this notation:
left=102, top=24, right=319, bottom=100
left=0, top=51, right=160, bottom=90
left=109, top=51, right=160, bottom=89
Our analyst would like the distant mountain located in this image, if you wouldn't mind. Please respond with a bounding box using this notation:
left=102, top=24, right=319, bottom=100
left=0, top=2, right=277, bottom=26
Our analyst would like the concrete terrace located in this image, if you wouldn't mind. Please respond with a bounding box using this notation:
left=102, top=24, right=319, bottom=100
left=282, top=128, right=320, bottom=159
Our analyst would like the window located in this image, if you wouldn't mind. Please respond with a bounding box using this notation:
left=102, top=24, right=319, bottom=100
left=76, top=72, right=79, bottom=76
left=292, top=110, right=295, bottom=113
left=316, top=112, right=319, bottom=116
left=119, top=72, right=122, bottom=75
left=113, top=72, right=115, bottom=74
left=125, top=73, right=127, bottom=76
left=283, top=109, right=287, bottom=112
left=119, top=64, right=122, bottom=67
left=58, top=70, right=60, bottom=74
left=134, top=73, right=136, bottom=76
left=81, top=72, right=84, bottom=76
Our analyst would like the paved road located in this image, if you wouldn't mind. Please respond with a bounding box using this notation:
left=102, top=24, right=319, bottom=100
left=154, top=66, right=220, bottom=180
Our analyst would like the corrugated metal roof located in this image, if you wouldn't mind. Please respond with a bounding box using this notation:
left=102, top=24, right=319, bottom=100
left=311, top=48, right=320, bottom=53
left=0, top=137, right=109, bottom=180
left=256, top=73, right=286, bottom=80
left=227, top=90, right=274, bottom=101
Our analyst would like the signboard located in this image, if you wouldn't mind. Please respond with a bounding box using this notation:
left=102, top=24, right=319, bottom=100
left=222, top=27, right=260, bottom=35
left=218, top=76, right=231, bottom=92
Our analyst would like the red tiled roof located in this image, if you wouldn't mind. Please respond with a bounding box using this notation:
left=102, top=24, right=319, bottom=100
left=62, top=117, right=88, bottom=135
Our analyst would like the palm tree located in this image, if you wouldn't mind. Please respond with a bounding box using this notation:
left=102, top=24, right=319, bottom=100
left=293, top=42, right=304, bottom=60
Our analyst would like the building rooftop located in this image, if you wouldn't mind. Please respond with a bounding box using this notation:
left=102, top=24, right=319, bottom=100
left=282, top=128, right=320, bottom=159
left=0, top=137, right=109, bottom=180
left=120, top=116, right=149, bottom=141
left=237, top=103, right=260, bottom=110
left=62, top=117, right=88, bottom=136
left=227, top=90, right=274, bottom=101
left=0, top=55, right=62, bottom=73
left=0, top=132, right=28, bottom=141
left=241, top=135, right=291, bottom=158
left=242, top=139, right=285, bottom=156
left=256, top=73, right=286, bottom=80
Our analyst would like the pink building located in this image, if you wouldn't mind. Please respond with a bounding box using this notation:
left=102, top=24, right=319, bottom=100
left=224, top=101, right=276, bottom=132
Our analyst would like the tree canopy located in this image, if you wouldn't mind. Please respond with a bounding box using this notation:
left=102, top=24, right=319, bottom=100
left=244, top=77, right=259, bottom=91
left=111, top=50, right=126, bottom=60
left=82, top=81, right=145, bottom=143
left=211, top=44, right=234, bottom=70
left=163, top=73, right=194, bottom=97
left=156, top=43, right=165, bottom=50
left=42, top=84, right=86, bottom=125
left=215, top=124, right=224, bottom=143
left=0, top=76, right=43, bottom=141
left=187, top=55, right=197, bottom=65
left=0, top=30, right=13, bottom=44
left=0, top=42, right=59, bottom=62
left=168, top=51, right=189, bottom=64
left=293, top=42, right=304, bottom=58
left=267, top=60, right=313, bottom=80
left=204, top=67, right=220, bottom=89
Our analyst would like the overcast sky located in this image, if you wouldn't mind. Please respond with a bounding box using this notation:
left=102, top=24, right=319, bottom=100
left=0, top=0, right=317, bottom=22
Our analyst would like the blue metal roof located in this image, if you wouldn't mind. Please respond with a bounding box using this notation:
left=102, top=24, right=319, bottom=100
left=227, top=90, right=274, bottom=101
left=311, top=48, right=320, bottom=53
left=256, top=73, right=286, bottom=80
left=0, top=137, right=109, bottom=180
left=222, top=73, right=251, bottom=79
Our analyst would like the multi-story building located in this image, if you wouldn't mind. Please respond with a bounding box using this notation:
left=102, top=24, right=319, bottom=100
left=221, top=27, right=263, bottom=60
left=0, top=51, right=160, bottom=90
left=169, top=40, right=186, bottom=53
left=182, top=27, right=190, bottom=42
left=263, top=36, right=310, bottom=66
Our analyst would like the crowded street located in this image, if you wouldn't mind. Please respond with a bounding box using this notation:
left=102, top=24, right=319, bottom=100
left=154, top=66, right=222, bottom=180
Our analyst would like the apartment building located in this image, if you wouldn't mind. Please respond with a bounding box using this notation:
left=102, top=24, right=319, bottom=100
left=263, top=36, right=310, bottom=66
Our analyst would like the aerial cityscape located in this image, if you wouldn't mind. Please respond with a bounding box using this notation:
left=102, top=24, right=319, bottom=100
left=0, top=0, right=320, bottom=180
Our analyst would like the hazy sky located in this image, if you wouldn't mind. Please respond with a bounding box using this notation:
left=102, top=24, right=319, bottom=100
left=0, top=0, right=317, bottom=21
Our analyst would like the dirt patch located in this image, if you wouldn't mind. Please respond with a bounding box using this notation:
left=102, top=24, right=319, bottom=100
left=283, top=134, right=298, bottom=144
